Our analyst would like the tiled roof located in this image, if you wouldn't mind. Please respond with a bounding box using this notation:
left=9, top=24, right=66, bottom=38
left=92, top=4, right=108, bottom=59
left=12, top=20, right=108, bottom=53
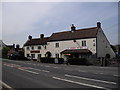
left=24, top=27, right=99, bottom=46
left=61, top=49, right=92, bottom=54
left=24, top=37, right=49, bottom=46
left=49, top=27, right=98, bottom=42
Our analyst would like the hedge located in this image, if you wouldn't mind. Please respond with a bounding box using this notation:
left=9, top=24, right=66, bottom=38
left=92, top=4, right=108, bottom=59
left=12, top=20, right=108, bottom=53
left=40, top=57, right=64, bottom=64
left=68, top=58, right=89, bottom=65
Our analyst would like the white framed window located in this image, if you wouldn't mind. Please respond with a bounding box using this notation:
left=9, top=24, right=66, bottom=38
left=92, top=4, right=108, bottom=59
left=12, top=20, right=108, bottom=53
left=31, top=54, right=35, bottom=59
left=82, top=41, right=86, bottom=46
left=38, top=46, right=41, bottom=50
left=44, top=45, right=46, bottom=49
left=55, top=53, right=59, bottom=58
left=27, top=47, right=29, bottom=50
left=38, top=54, right=41, bottom=58
left=93, top=43, right=95, bottom=46
left=55, top=43, right=59, bottom=48
left=27, top=54, right=29, bottom=57
left=31, top=46, right=34, bottom=50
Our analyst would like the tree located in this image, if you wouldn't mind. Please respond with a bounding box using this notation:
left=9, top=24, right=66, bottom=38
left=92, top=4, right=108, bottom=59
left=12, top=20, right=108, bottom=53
left=2, top=47, right=10, bottom=58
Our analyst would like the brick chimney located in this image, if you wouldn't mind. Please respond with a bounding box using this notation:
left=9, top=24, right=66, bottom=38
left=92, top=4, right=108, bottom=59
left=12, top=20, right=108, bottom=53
left=71, top=24, right=76, bottom=32
left=97, top=22, right=101, bottom=28
left=28, top=35, right=32, bottom=40
left=40, top=34, right=44, bottom=38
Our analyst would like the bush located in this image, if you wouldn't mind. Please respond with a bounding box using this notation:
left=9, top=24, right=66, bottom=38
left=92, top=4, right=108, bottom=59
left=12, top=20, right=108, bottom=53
left=68, top=58, right=88, bottom=65
left=58, top=58, right=64, bottom=64
left=40, top=57, right=64, bottom=64
left=40, top=57, right=55, bottom=63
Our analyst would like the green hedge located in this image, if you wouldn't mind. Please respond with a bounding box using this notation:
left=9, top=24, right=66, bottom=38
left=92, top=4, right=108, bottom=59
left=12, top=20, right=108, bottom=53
left=68, top=58, right=89, bottom=65
left=40, top=57, right=64, bottom=64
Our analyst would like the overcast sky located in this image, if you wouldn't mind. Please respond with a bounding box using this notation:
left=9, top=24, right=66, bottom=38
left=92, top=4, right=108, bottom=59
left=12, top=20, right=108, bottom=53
left=1, top=1, right=118, bottom=47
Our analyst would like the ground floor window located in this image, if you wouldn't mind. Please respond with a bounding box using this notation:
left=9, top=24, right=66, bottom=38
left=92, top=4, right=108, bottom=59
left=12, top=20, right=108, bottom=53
left=27, top=54, right=30, bottom=57
left=38, top=54, right=41, bottom=58
left=55, top=53, right=59, bottom=58
left=31, top=54, right=35, bottom=59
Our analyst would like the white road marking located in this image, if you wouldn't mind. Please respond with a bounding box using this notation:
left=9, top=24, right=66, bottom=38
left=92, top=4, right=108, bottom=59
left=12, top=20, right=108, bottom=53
left=18, top=68, right=39, bottom=75
left=53, top=66, right=60, bottom=69
left=30, top=68, right=50, bottom=73
left=52, top=77, right=111, bottom=90
left=44, top=66, right=50, bottom=67
left=78, top=70, right=87, bottom=72
left=113, top=75, right=120, bottom=77
left=65, top=74, right=116, bottom=85
left=0, top=81, right=12, bottom=89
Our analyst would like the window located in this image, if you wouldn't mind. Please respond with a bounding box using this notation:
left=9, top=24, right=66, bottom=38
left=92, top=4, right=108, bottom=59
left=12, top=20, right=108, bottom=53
left=38, top=54, right=41, bottom=58
left=38, top=46, right=41, bottom=50
left=31, top=46, right=34, bottom=50
left=27, top=54, right=29, bottom=57
left=27, top=47, right=29, bottom=50
left=55, top=43, right=59, bottom=48
left=93, top=43, right=95, bottom=47
left=55, top=53, right=59, bottom=58
left=44, top=46, right=46, bottom=49
left=82, top=41, right=86, bottom=46
left=31, top=54, right=35, bottom=59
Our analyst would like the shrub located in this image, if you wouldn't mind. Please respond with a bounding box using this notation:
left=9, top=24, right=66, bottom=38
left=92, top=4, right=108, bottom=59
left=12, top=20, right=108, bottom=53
left=40, top=57, right=64, bottom=64
left=40, top=57, right=55, bottom=63
left=68, top=58, right=88, bottom=65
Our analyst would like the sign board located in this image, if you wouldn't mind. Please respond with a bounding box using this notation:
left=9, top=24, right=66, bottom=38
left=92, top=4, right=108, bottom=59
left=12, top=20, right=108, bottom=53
left=63, top=54, right=71, bottom=55
left=66, top=46, right=88, bottom=50
left=31, top=51, right=40, bottom=53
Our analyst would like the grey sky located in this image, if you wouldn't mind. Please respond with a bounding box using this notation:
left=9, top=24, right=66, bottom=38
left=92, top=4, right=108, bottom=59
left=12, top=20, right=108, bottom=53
left=1, top=1, right=118, bottom=47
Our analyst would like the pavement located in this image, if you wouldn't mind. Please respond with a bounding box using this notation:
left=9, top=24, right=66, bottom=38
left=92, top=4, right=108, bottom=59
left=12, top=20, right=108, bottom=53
left=1, top=59, right=120, bottom=89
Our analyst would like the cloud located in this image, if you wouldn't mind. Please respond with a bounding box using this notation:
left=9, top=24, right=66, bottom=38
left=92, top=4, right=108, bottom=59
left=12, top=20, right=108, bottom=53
left=2, top=2, right=118, bottom=46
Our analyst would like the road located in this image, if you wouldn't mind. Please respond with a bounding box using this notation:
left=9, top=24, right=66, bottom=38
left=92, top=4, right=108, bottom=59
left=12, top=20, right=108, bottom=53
left=1, top=59, right=119, bottom=89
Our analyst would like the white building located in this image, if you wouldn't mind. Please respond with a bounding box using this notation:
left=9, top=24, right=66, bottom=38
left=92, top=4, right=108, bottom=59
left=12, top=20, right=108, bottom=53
left=23, top=22, right=115, bottom=60
left=0, top=40, right=6, bottom=58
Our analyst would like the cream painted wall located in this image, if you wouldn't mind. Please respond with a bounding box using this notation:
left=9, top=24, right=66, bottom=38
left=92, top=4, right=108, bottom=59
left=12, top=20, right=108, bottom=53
left=47, top=38, right=97, bottom=58
left=97, top=28, right=115, bottom=58
left=24, top=29, right=115, bottom=59
left=24, top=45, right=48, bottom=59
left=24, top=38, right=97, bottom=59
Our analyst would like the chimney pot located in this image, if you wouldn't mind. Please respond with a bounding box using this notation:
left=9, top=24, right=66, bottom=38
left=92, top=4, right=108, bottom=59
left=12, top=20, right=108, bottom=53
left=97, top=22, right=101, bottom=28
left=28, top=35, right=32, bottom=40
left=71, top=24, right=76, bottom=31
left=40, top=34, right=44, bottom=38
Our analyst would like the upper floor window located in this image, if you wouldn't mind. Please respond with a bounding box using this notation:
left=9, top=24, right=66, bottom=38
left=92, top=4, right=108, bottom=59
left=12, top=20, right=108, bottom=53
left=82, top=41, right=86, bottom=46
left=93, top=43, right=95, bottom=47
left=44, top=45, right=46, bottom=49
left=38, top=46, right=41, bottom=50
left=31, top=46, right=34, bottom=50
left=27, top=47, right=29, bottom=50
left=55, top=43, right=59, bottom=48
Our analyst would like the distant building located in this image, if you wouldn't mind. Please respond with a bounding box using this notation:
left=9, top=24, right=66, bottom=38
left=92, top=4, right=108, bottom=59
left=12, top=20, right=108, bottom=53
left=0, top=40, right=6, bottom=50
left=0, top=40, right=6, bottom=58
left=23, top=22, right=115, bottom=60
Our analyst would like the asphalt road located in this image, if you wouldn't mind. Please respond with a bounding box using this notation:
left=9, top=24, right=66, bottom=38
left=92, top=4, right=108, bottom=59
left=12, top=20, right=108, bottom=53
left=1, top=59, right=119, bottom=89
